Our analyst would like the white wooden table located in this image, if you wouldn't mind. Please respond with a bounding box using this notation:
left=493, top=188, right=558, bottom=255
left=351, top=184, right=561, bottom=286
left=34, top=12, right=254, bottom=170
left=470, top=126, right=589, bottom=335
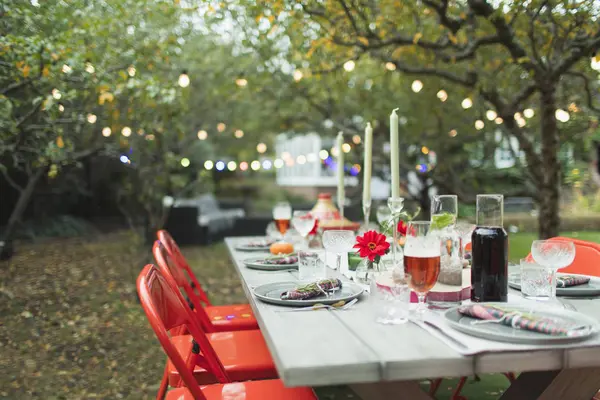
left=225, top=237, right=600, bottom=399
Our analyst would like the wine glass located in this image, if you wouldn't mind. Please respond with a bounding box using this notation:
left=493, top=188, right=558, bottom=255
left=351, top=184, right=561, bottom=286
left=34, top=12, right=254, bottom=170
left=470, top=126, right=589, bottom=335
left=272, top=202, right=292, bottom=240
left=531, top=240, right=576, bottom=302
left=322, top=230, right=355, bottom=271
left=403, top=221, right=441, bottom=314
left=291, top=211, right=316, bottom=249
left=431, top=195, right=458, bottom=229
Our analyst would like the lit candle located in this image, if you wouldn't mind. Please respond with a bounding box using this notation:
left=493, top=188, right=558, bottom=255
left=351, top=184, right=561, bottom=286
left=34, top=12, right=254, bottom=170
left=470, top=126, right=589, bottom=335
left=363, top=123, right=373, bottom=206
left=336, top=131, right=345, bottom=214
left=390, top=108, right=400, bottom=198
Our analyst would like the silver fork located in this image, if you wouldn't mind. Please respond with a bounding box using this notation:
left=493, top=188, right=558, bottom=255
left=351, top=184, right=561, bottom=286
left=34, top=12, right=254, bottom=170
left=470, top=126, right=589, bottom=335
left=275, top=298, right=358, bottom=312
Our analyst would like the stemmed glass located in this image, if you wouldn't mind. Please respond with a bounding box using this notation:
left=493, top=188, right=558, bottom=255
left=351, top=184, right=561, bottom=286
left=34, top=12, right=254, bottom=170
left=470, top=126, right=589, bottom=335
left=291, top=211, right=316, bottom=249
left=431, top=195, right=458, bottom=229
left=403, top=221, right=441, bottom=314
left=272, top=202, right=292, bottom=240
left=322, top=230, right=355, bottom=271
left=531, top=240, right=576, bottom=303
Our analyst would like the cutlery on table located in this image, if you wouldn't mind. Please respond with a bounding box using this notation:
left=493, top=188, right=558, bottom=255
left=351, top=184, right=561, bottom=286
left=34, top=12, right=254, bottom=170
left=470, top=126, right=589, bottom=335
left=276, top=298, right=358, bottom=312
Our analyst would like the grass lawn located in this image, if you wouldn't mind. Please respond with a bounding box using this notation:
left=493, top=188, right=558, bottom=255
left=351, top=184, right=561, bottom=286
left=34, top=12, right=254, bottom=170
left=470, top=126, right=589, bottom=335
left=0, top=230, right=597, bottom=399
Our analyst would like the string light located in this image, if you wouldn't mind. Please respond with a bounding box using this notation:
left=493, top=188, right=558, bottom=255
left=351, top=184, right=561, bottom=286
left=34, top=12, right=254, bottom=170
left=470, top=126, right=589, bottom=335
left=592, top=57, right=600, bottom=71
left=353, top=164, right=361, bottom=173
left=568, top=102, right=579, bottom=113
left=235, top=78, right=248, bottom=87
left=227, top=161, right=237, bottom=171
left=262, top=160, right=272, bottom=170
left=461, top=98, right=473, bottom=109
left=181, top=158, right=190, bottom=167
left=127, top=66, right=136, bottom=77
left=296, top=155, right=307, bottom=164
left=250, top=160, right=261, bottom=171
left=178, top=71, right=190, bottom=88
left=436, top=90, right=448, bottom=102
left=517, top=118, right=526, bottom=127
left=293, top=70, right=303, bottom=81
left=352, top=135, right=361, bottom=144
left=137, top=129, right=145, bottom=136
left=331, top=147, right=339, bottom=157
left=274, top=159, right=284, bottom=168
left=85, top=62, right=95, bottom=74
left=204, top=160, right=214, bottom=170
left=234, top=129, right=244, bottom=138
left=256, top=143, right=267, bottom=153
left=215, top=161, right=225, bottom=171
left=87, top=113, right=97, bottom=124
left=342, top=143, right=351, bottom=153
left=495, top=117, right=503, bottom=124
left=523, top=108, right=534, bottom=118
left=146, top=134, right=155, bottom=141
left=448, top=129, right=457, bottom=137
left=319, top=150, right=329, bottom=160
left=555, top=109, right=570, bottom=122
left=217, top=123, right=226, bottom=132
left=421, top=146, right=429, bottom=155
left=58, top=104, right=65, bottom=112
left=122, top=127, right=132, bottom=137
left=120, top=155, right=130, bottom=164
left=281, top=151, right=291, bottom=160
left=385, top=62, right=396, bottom=71
left=475, top=120, right=485, bottom=130
left=52, top=88, right=61, bottom=100
left=486, top=110, right=497, bottom=121
left=102, top=127, right=112, bottom=137
left=197, top=130, right=207, bottom=140
left=240, top=161, right=249, bottom=171
left=62, top=64, right=72, bottom=74
left=411, top=80, right=423, bottom=93
left=343, top=60, right=355, bottom=72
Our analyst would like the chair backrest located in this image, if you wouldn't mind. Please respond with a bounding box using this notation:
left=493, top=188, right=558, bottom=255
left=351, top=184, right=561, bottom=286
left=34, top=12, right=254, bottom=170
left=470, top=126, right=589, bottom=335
left=153, top=241, right=215, bottom=333
left=157, top=229, right=212, bottom=307
left=526, top=237, right=600, bottom=277
left=137, top=265, right=230, bottom=392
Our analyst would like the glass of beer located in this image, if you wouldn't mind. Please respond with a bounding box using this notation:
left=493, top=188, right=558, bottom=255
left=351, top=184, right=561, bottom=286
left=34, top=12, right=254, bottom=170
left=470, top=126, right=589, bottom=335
left=272, top=202, right=292, bottom=240
left=404, top=221, right=441, bottom=313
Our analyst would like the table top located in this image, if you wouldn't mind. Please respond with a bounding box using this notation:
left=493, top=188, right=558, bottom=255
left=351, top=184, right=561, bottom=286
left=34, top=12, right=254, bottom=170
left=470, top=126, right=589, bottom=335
left=224, top=237, right=600, bottom=387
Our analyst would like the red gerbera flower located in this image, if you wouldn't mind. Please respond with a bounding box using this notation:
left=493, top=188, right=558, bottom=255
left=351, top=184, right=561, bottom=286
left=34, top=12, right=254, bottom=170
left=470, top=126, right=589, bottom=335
left=397, top=220, right=407, bottom=235
left=353, top=230, right=390, bottom=262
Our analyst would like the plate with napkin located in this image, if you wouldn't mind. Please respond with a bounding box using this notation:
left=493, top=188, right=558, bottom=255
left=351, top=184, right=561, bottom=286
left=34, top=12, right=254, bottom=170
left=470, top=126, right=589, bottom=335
left=244, top=255, right=299, bottom=270
left=443, top=303, right=599, bottom=344
left=253, top=278, right=363, bottom=307
left=509, top=273, right=600, bottom=297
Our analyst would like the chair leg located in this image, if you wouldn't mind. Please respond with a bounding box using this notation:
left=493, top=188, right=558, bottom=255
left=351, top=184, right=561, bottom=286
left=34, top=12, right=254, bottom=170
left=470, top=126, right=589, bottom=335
left=451, top=377, right=468, bottom=400
left=429, top=378, right=443, bottom=396
left=504, top=372, right=516, bottom=382
left=156, top=364, right=170, bottom=400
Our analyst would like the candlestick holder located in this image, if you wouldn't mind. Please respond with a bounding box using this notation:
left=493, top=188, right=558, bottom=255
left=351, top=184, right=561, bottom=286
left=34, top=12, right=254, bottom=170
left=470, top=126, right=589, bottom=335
left=387, top=197, right=405, bottom=266
left=360, top=199, right=372, bottom=234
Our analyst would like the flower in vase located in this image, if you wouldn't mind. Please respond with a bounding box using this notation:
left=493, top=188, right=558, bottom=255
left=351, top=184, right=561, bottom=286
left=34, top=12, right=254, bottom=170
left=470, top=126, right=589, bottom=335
left=397, top=220, right=407, bottom=235
left=354, top=230, right=390, bottom=262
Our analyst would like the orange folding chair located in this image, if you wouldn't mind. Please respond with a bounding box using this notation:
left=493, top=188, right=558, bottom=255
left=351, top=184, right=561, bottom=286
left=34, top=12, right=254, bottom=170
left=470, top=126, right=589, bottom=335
left=156, top=230, right=258, bottom=332
left=137, top=264, right=316, bottom=400
left=139, top=263, right=278, bottom=391
left=546, top=237, right=600, bottom=277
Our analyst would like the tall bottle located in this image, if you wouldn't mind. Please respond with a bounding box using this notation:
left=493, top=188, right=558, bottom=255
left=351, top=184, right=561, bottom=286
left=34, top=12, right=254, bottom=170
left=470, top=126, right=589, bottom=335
left=471, top=195, right=508, bottom=302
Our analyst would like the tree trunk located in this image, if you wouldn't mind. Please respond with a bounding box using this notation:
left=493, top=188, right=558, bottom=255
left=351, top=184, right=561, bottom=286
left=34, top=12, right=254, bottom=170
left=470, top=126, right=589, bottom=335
left=0, top=167, right=45, bottom=259
left=537, top=86, right=561, bottom=239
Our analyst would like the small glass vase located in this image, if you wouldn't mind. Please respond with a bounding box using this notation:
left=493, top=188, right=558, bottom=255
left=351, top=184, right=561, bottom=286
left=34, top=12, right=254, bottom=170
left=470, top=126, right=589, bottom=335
left=355, top=258, right=382, bottom=286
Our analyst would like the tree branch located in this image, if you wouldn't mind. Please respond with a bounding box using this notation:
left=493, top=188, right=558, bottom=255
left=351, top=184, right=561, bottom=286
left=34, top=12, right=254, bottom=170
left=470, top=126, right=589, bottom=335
left=0, top=167, right=24, bottom=192
left=565, top=71, right=600, bottom=113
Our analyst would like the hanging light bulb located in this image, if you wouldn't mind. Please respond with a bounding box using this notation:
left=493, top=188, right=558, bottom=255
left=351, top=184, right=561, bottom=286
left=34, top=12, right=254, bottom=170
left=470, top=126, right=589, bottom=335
left=62, top=64, right=72, bottom=74
left=52, top=88, right=61, bottom=100
left=197, top=130, right=207, bottom=140
left=234, top=129, right=244, bottom=138
left=486, top=110, right=497, bottom=121
left=524, top=108, right=535, bottom=118
left=204, top=160, right=214, bottom=170
left=342, top=143, right=351, bottom=153
left=475, top=120, right=485, bottom=130
left=256, top=143, right=267, bottom=153
left=181, top=158, right=190, bottom=167
left=250, top=160, right=261, bottom=170
left=102, top=127, right=112, bottom=137
left=274, top=159, right=284, bottom=168
left=58, top=104, right=65, bottom=112
left=85, top=62, right=95, bottom=74
left=319, top=150, right=329, bottom=160
left=495, top=117, right=504, bottom=124
left=127, top=66, right=136, bottom=77
left=352, top=135, right=361, bottom=144
left=343, top=60, right=355, bottom=72
left=448, top=129, right=458, bottom=137
left=227, top=161, right=237, bottom=171
left=591, top=56, right=600, bottom=71
left=411, top=80, right=423, bottom=93
left=555, top=109, right=570, bottom=122
left=385, top=62, right=396, bottom=71
left=240, top=161, right=249, bottom=171
left=235, top=78, right=248, bottom=87
left=178, top=70, right=190, bottom=88
left=121, top=126, right=132, bottom=137
left=461, top=98, right=473, bottom=109
left=87, top=113, right=97, bottom=124
left=293, top=70, right=303, bottom=82
left=217, top=123, right=226, bottom=132
left=296, top=155, right=307, bottom=164
left=436, top=90, right=448, bottom=102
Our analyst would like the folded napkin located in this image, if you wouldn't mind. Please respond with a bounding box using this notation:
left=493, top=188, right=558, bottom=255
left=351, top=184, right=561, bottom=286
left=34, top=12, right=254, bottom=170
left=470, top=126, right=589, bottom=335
left=556, top=275, right=590, bottom=288
left=458, top=304, right=589, bottom=337
left=262, top=256, right=298, bottom=265
left=281, top=278, right=342, bottom=300
left=245, top=240, right=275, bottom=247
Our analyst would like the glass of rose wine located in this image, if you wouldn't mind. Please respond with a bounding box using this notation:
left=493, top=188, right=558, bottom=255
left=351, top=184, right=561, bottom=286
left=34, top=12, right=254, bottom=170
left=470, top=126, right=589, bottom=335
left=403, top=221, right=441, bottom=314
left=272, top=202, right=292, bottom=241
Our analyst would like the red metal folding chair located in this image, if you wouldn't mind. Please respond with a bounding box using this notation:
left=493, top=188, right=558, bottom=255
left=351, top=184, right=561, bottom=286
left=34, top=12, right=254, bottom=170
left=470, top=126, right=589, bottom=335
left=137, top=264, right=316, bottom=400
left=157, top=229, right=258, bottom=332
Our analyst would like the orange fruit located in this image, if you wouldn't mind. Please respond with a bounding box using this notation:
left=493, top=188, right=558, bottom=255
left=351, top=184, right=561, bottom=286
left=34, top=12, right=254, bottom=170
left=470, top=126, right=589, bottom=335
left=270, top=242, right=294, bottom=255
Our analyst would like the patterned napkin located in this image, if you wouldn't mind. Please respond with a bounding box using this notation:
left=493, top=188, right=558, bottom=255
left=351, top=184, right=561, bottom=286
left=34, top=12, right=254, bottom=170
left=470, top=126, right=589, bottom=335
left=556, top=275, right=590, bottom=288
left=262, top=256, right=298, bottom=265
left=458, top=304, right=590, bottom=337
left=281, top=279, right=342, bottom=300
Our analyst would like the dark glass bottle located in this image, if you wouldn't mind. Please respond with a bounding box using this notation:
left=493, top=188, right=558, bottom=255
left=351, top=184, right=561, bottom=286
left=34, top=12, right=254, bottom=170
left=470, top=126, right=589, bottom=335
left=471, top=195, right=508, bottom=302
